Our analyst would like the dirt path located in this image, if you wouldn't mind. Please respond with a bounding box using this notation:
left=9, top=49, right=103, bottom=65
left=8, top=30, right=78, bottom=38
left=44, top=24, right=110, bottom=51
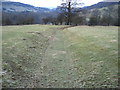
left=32, top=27, right=80, bottom=88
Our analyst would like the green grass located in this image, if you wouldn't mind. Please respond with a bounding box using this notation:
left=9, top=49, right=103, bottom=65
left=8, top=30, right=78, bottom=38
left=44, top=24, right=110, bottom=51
left=2, top=25, right=118, bottom=88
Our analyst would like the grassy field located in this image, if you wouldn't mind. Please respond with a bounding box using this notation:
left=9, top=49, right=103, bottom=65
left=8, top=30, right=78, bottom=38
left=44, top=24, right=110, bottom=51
left=2, top=25, right=118, bottom=88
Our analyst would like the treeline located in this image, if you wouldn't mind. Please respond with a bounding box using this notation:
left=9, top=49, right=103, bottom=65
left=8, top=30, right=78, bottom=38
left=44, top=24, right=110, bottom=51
left=2, top=5, right=120, bottom=26
left=2, top=11, right=58, bottom=25
left=42, top=5, right=119, bottom=26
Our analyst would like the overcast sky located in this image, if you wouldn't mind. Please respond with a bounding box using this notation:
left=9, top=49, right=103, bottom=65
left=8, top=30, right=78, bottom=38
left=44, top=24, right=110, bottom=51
left=3, top=0, right=120, bottom=8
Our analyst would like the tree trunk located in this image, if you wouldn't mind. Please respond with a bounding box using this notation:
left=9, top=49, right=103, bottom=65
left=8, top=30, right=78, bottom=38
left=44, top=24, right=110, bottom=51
left=67, top=2, right=71, bottom=25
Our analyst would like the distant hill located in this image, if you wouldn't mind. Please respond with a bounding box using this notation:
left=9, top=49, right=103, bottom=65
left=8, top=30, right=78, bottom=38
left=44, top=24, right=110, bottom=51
left=1, top=1, right=58, bottom=25
left=1, top=1, right=50, bottom=12
left=2, top=1, right=119, bottom=13
left=83, top=2, right=119, bottom=9
left=80, top=2, right=119, bottom=26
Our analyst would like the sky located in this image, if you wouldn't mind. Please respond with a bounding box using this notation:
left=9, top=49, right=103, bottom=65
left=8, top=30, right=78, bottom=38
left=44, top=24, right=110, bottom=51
left=3, top=0, right=120, bottom=8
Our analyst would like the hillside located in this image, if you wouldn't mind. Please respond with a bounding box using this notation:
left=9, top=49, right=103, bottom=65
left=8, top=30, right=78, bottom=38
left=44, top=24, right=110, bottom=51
left=84, top=2, right=119, bottom=9
left=2, top=1, right=119, bottom=13
left=1, top=1, right=58, bottom=25
left=79, top=2, right=119, bottom=26
left=1, top=1, right=50, bottom=12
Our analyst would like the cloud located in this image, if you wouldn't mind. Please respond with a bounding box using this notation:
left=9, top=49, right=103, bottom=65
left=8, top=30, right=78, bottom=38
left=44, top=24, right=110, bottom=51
left=3, top=0, right=116, bottom=8
left=1, top=0, right=5, bottom=1
left=8, top=0, right=62, bottom=8
left=82, top=0, right=103, bottom=6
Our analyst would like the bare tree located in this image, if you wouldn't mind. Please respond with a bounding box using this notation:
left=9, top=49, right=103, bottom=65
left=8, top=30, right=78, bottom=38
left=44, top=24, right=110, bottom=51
left=72, top=15, right=85, bottom=25
left=91, top=9, right=101, bottom=25
left=60, top=0, right=83, bottom=25
left=57, top=13, right=66, bottom=25
left=42, top=18, right=49, bottom=24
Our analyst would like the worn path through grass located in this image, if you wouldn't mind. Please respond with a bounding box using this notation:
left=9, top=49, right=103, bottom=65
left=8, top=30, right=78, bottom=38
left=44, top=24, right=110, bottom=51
left=40, top=29, right=79, bottom=88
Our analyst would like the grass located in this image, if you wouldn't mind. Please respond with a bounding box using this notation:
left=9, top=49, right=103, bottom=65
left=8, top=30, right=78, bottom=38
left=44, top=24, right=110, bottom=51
left=2, top=25, right=118, bottom=88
